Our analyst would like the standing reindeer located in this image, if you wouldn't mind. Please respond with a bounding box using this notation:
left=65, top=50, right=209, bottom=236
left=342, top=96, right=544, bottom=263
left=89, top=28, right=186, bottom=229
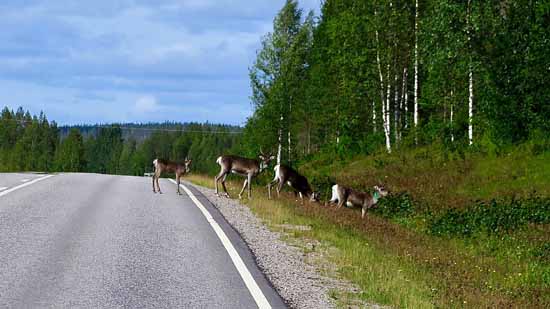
left=215, top=151, right=275, bottom=199
left=267, top=164, right=319, bottom=204
left=152, top=158, right=192, bottom=195
left=328, top=184, right=389, bottom=218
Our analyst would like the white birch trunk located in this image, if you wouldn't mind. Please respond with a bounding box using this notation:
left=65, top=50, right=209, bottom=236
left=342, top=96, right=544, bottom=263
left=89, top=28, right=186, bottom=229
left=287, top=130, right=291, bottom=162
left=401, top=67, right=409, bottom=129
left=372, top=100, right=377, bottom=133
left=394, top=70, right=399, bottom=142
left=288, top=102, right=292, bottom=161
left=414, top=0, right=419, bottom=136
left=467, top=0, right=474, bottom=145
left=468, top=67, right=474, bottom=145
left=450, top=89, right=455, bottom=142
left=375, top=13, right=391, bottom=153
left=277, top=114, right=283, bottom=165
left=386, top=65, right=392, bottom=152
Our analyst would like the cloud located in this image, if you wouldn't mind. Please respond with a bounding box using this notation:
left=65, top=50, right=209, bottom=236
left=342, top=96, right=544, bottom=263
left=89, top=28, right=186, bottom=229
left=134, top=95, right=161, bottom=114
left=0, top=0, right=321, bottom=125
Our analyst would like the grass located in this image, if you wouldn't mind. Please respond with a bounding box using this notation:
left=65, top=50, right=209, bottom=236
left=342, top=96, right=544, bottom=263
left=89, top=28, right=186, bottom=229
left=185, top=144, right=550, bottom=308
left=187, top=174, right=435, bottom=308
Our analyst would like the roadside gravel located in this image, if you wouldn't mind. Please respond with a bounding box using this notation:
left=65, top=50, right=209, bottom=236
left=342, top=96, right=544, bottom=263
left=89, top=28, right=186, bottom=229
left=186, top=180, right=368, bottom=309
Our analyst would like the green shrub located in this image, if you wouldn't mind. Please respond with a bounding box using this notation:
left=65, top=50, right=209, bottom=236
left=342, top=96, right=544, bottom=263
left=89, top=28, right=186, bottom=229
left=532, top=243, right=550, bottom=264
left=374, top=192, right=415, bottom=219
left=309, top=174, right=335, bottom=201
left=429, top=197, right=550, bottom=237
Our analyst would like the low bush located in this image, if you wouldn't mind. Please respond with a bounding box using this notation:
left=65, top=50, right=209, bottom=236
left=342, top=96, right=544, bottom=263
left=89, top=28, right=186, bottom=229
left=532, top=243, right=550, bottom=264
left=429, top=197, right=550, bottom=237
left=373, top=192, right=415, bottom=219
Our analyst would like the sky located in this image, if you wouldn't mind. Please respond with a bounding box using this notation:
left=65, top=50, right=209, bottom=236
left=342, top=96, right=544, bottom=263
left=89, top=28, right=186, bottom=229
left=0, top=0, right=320, bottom=126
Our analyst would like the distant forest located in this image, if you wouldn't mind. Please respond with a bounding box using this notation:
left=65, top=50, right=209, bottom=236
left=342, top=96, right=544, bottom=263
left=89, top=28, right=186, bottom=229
left=0, top=107, right=242, bottom=175
left=58, top=122, right=242, bottom=142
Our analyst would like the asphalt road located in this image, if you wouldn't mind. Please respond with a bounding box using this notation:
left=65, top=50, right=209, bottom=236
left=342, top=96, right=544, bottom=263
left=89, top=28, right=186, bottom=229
left=0, top=173, right=285, bottom=308
left=0, top=173, right=48, bottom=192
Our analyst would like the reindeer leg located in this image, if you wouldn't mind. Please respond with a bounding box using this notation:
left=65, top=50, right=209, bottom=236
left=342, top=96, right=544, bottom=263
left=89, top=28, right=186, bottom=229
left=239, top=179, right=248, bottom=199
left=153, top=170, right=162, bottom=194
left=215, top=173, right=221, bottom=195
left=152, top=174, right=156, bottom=193
left=247, top=174, right=252, bottom=199
left=362, top=200, right=374, bottom=218
left=267, top=176, right=280, bottom=199
left=276, top=181, right=284, bottom=198
left=156, top=174, right=162, bottom=194
left=337, top=192, right=348, bottom=209
left=176, top=173, right=181, bottom=195
left=220, top=174, right=230, bottom=197
left=299, top=192, right=304, bottom=205
left=215, top=171, right=226, bottom=196
left=336, top=187, right=348, bottom=209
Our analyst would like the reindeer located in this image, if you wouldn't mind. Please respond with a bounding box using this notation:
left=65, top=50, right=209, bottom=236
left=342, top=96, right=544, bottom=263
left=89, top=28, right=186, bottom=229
left=267, top=164, right=319, bottom=204
left=215, top=151, right=275, bottom=199
left=328, top=184, right=389, bottom=218
left=152, top=158, right=192, bottom=195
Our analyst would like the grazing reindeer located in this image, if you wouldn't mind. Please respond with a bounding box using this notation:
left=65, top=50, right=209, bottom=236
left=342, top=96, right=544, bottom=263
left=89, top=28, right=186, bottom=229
left=328, top=184, right=389, bottom=218
left=215, top=151, right=275, bottom=199
left=152, top=158, right=192, bottom=195
left=267, top=164, right=319, bottom=204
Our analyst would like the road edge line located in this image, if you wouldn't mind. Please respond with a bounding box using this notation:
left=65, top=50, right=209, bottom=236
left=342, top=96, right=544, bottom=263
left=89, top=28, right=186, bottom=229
left=0, top=174, right=55, bottom=198
left=169, top=179, right=271, bottom=309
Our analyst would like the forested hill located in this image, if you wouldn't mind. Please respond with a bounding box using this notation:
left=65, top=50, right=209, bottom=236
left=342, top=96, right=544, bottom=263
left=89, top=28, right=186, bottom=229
left=0, top=107, right=242, bottom=175
left=59, top=122, right=242, bottom=142
left=242, top=0, right=549, bottom=162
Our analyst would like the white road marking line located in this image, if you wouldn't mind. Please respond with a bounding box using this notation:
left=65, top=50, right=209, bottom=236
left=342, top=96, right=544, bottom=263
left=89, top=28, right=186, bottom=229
left=0, top=175, right=55, bottom=198
left=21, top=179, right=30, bottom=183
left=0, top=187, right=8, bottom=192
left=169, top=179, right=271, bottom=309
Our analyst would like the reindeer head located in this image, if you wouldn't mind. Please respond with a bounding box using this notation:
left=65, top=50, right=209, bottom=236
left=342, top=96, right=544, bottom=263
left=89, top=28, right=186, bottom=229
left=184, top=158, right=192, bottom=173
left=374, top=185, right=389, bottom=197
left=309, top=192, right=321, bottom=203
left=258, top=149, right=275, bottom=172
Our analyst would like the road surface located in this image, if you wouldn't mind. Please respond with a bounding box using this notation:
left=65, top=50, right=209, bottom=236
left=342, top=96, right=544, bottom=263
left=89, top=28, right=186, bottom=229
left=0, top=173, right=285, bottom=308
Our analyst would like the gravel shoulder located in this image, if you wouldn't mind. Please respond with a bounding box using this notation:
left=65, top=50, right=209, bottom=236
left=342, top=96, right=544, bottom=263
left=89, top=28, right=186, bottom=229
left=185, top=180, right=369, bottom=309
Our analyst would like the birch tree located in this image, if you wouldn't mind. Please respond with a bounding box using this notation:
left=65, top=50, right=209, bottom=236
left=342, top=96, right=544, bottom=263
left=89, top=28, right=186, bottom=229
left=467, top=0, right=474, bottom=145
left=249, top=0, right=303, bottom=162
left=413, top=0, right=419, bottom=141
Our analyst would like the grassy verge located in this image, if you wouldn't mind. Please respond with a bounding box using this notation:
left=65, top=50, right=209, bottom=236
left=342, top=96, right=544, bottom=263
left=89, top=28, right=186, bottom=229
left=185, top=145, right=549, bottom=308
left=187, top=174, right=435, bottom=308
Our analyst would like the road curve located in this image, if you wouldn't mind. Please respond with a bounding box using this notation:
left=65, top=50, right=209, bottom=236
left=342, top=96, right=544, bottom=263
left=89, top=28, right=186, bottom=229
left=0, top=173, right=286, bottom=308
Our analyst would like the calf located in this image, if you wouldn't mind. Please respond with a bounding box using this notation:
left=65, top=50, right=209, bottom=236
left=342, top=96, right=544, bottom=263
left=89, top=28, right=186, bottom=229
left=267, top=164, right=319, bottom=203
left=328, top=184, right=388, bottom=218
left=152, top=158, right=192, bottom=195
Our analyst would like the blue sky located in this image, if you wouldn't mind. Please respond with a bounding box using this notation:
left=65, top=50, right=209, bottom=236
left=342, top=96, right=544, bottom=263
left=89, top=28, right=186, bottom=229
left=0, top=0, right=320, bottom=125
